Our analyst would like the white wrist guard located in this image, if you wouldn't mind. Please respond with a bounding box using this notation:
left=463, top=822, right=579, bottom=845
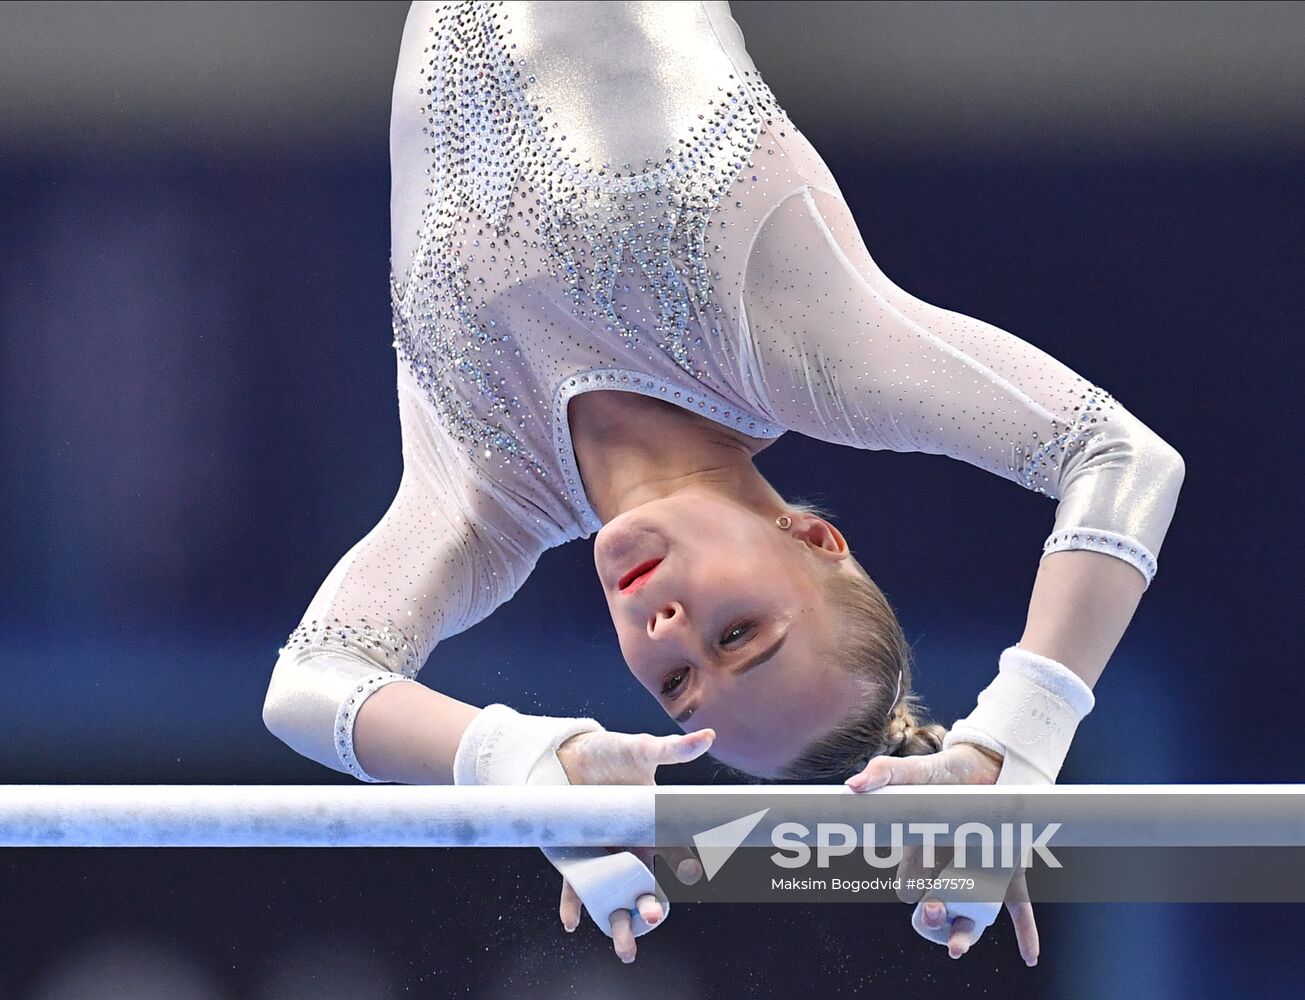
left=941, top=644, right=1095, bottom=784
left=452, top=703, right=604, bottom=787
left=912, top=646, right=1095, bottom=949
left=452, top=704, right=669, bottom=939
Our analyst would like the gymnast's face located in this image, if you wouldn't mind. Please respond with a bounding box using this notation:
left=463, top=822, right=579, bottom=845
left=594, top=489, right=867, bottom=777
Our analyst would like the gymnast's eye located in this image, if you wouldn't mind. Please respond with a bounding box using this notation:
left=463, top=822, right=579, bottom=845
left=661, top=668, right=689, bottom=697
left=720, top=621, right=756, bottom=647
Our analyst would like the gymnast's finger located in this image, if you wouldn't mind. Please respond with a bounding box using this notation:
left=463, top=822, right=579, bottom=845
left=638, top=728, right=716, bottom=769
left=948, top=915, right=976, bottom=959
left=651, top=845, right=703, bottom=885
left=635, top=892, right=664, bottom=926
left=895, top=844, right=928, bottom=903
left=609, top=907, right=637, bottom=963
left=559, top=877, right=581, bottom=933
left=845, top=752, right=941, bottom=792
left=1007, top=871, right=1040, bottom=966
left=672, top=850, right=703, bottom=885
left=896, top=840, right=954, bottom=903
left=920, top=898, right=949, bottom=931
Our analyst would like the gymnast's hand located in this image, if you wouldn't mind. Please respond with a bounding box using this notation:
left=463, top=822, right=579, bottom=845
left=845, top=743, right=1041, bottom=966
left=553, top=727, right=716, bottom=963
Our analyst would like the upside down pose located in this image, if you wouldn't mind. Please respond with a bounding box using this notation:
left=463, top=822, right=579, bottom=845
left=262, top=0, right=1185, bottom=965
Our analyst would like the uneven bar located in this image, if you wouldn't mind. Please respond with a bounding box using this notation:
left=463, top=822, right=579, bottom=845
left=0, top=784, right=1302, bottom=848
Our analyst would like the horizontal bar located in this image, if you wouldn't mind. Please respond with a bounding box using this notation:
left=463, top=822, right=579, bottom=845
left=1, top=785, right=1302, bottom=848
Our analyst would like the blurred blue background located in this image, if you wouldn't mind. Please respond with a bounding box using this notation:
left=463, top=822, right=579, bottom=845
left=2, top=1, right=1302, bottom=997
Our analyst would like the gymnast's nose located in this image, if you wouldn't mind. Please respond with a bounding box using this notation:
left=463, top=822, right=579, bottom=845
left=648, top=600, right=687, bottom=641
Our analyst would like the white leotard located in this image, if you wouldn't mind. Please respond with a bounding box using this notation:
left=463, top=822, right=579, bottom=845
left=262, top=0, right=1186, bottom=781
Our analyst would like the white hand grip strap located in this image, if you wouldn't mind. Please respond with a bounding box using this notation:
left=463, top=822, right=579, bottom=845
left=913, top=762, right=1044, bottom=950
left=913, top=645, right=1094, bottom=948
left=941, top=645, right=1095, bottom=784
left=452, top=703, right=667, bottom=938
left=911, top=889, right=1004, bottom=946
left=909, top=754, right=1047, bottom=947
left=528, top=750, right=668, bottom=939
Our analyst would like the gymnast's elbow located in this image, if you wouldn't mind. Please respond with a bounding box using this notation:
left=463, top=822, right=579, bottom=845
left=1144, top=432, right=1186, bottom=493
left=261, top=678, right=288, bottom=745
left=259, top=650, right=335, bottom=769
left=261, top=647, right=401, bottom=780
left=1102, top=405, right=1186, bottom=492
left=260, top=654, right=299, bottom=748
left=1165, top=442, right=1186, bottom=490
left=1122, top=425, right=1187, bottom=532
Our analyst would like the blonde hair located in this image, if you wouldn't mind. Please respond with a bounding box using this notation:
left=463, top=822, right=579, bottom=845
left=727, top=499, right=947, bottom=783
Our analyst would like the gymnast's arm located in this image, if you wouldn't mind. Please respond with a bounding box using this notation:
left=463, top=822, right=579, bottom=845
left=261, top=356, right=547, bottom=784
left=739, top=183, right=1186, bottom=691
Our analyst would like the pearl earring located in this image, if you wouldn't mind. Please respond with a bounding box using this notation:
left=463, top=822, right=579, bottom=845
left=775, top=514, right=792, bottom=530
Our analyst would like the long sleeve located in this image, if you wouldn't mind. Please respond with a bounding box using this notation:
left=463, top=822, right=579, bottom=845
left=737, top=183, right=1185, bottom=588
left=262, top=354, right=548, bottom=781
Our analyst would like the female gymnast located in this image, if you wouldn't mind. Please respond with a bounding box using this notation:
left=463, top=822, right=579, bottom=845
left=261, top=0, right=1185, bottom=966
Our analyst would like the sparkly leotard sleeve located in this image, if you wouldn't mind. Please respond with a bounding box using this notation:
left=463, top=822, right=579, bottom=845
left=263, top=0, right=1185, bottom=782
left=736, top=175, right=1186, bottom=584
left=260, top=348, right=553, bottom=781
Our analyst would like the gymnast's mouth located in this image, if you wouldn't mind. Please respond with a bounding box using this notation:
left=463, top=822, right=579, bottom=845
left=618, top=558, right=663, bottom=594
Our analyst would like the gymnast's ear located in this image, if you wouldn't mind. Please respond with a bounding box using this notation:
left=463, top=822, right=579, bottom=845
left=785, top=512, right=850, bottom=562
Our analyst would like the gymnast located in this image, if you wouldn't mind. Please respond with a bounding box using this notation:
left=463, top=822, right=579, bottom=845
left=261, top=0, right=1185, bottom=965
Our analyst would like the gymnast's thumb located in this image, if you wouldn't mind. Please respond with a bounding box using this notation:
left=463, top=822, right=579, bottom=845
left=655, top=728, right=716, bottom=765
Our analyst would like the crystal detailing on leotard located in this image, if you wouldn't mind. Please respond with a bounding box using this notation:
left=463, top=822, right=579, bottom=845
left=391, top=0, right=795, bottom=482
left=280, top=616, right=423, bottom=678
left=1016, top=383, right=1118, bottom=496
left=1041, top=527, right=1159, bottom=586
left=390, top=269, right=543, bottom=478
left=552, top=368, right=775, bottom=532
left=334, top=671, right=419, bottom=783
left=270, top=614, right=428, bottom=781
